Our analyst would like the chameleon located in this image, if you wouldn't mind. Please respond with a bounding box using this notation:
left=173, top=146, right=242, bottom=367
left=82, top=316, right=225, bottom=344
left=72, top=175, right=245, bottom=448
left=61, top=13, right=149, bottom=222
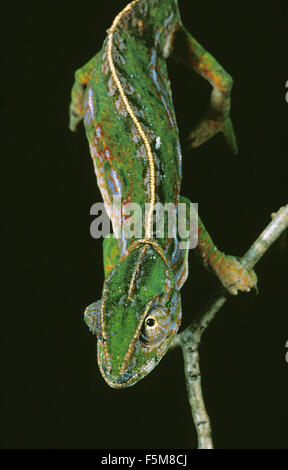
left=69, top=0, right=257, bottom=388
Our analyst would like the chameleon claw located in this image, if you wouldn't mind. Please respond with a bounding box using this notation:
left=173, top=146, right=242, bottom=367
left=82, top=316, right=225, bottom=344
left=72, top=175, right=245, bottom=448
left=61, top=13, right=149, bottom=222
left=187, top=116, right=238, bottom=155
left=221, top=117, right=239, bottom=155
left=187, top=118, right=221, bottom=149
left=212, top=255, right=257, bottom=296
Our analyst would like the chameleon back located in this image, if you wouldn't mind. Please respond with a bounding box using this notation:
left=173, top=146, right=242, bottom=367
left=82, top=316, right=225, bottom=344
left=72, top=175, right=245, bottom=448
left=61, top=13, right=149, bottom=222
left=83, top=0, right=183, bottom=254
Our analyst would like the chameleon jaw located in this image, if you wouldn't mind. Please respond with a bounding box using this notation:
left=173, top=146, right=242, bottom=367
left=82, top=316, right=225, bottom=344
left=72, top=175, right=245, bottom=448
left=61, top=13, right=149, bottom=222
left=98, top=344, right=160, bottom=389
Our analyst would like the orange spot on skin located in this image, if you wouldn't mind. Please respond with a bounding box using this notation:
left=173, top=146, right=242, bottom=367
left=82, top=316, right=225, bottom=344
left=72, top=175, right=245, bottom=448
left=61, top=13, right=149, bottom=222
left=137, top=19, right=144, bottom=32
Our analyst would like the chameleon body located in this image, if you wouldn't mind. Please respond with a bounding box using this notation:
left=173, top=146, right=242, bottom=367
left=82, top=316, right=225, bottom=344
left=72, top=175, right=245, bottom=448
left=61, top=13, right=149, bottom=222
left=70, top=0, right=256, bottom=388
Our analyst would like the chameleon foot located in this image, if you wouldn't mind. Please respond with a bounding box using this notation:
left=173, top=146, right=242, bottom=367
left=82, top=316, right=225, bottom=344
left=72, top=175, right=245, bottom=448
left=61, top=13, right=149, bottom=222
left=211, top=254, right=257, bottom=296
left=188, top=117, right=238, bottom=155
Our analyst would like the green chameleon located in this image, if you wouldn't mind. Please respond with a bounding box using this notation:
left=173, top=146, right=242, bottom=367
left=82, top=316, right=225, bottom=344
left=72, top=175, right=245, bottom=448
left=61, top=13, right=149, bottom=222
left=69, top=0, right=256, bottom=388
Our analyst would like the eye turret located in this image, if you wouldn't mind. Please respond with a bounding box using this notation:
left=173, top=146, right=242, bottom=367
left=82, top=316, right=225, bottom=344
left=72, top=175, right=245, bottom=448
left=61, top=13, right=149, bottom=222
left=140, top=305, right=170, bottom=344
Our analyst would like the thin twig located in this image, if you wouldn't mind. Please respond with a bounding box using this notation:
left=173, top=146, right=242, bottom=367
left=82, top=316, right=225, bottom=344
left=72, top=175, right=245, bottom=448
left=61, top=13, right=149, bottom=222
left=181, top=337, right=213, bottom=449
left=170, top=204, right=288, bottom=449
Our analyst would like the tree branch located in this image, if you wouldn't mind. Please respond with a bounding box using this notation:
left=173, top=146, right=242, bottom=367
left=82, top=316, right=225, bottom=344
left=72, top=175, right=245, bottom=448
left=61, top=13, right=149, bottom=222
left=170, top=204, right=288, bottom=449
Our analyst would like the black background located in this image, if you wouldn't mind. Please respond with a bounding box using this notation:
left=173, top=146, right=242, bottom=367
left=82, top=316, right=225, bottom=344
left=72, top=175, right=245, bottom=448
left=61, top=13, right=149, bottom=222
left=1, top=0, right=288, bottom=449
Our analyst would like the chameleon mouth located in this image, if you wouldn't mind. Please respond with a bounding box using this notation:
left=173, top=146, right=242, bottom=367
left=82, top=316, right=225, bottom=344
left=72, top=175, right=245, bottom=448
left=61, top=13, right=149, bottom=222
left=98, top=352, right=159, bottom=389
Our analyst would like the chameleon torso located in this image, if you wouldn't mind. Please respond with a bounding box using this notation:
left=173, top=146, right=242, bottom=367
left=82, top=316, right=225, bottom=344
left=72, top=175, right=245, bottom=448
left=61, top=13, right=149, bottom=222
left=83, top=0, right=184, bottom=258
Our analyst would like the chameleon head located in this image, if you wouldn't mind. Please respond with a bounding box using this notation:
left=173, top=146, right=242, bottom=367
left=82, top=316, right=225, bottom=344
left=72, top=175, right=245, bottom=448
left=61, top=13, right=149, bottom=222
left=84, top=242, right=182, bottom=388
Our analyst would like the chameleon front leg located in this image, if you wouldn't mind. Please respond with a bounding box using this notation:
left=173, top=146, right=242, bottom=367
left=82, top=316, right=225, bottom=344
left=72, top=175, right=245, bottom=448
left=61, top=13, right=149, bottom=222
left=69, top=53, right=99, bottom=131
left=179, top=197, right=257, bottom=295
left=171, top=26, right=238, bottom=154
left=103, top=234, right=121, bottom=278
left=196, top=215, right=257, bottom=295
left=84, top=235, right=121, bottom=335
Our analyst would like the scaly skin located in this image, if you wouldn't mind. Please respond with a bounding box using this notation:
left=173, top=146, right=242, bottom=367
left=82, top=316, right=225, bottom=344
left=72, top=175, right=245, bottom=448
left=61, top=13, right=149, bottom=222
left=70, top=0, right=256, bottom=388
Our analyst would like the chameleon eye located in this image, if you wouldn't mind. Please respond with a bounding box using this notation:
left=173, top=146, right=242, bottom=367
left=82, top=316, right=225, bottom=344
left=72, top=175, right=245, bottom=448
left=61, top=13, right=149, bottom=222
left=146, top=317, right=155, bottom=327
left=140, top=306, right=170, bottom=344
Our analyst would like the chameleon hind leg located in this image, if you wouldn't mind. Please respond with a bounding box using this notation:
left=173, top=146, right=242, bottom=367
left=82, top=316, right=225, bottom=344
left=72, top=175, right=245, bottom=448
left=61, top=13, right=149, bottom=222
left=171, top=26, right=238, bottom=154
left=69, top=53, right=100, bottom=131
left=179, top=197, right=257, bottom=295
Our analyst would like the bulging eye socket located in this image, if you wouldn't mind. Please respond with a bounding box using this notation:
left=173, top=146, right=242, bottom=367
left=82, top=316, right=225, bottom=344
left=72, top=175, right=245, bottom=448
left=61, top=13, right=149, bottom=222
left=140, top=305, right=168, bottom=344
